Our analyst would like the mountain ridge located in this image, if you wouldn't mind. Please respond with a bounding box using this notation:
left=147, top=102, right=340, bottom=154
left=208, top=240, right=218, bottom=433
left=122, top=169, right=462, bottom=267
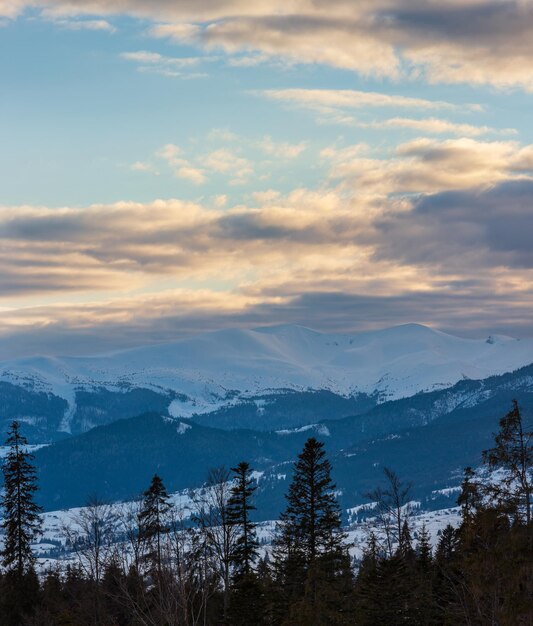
left=31, top=362, right=533, bottom=513
left=1, top=323, right=531, bottom=440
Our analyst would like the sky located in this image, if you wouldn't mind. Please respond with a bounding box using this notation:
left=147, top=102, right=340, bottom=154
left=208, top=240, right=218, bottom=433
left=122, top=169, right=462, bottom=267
left=0, top=0, right=532, bottom=357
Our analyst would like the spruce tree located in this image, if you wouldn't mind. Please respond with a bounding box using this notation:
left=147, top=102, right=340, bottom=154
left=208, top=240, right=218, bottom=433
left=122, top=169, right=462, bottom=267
left=227, top=462, right=265, bottom=626
left=482, top=400, right=532, bottom=524
left=273, top=438, right=349, bottom=622
left=227, top=461, right=259, bottom=576
left=398, top=518, right=415, bottom=561
left=0, top=421, right=42, bottom=626
left=278, top=438, right=345, bottom=568
left=356, top=532, right=414, bottom=626
left=373, top=554, right=413, bottom=626
left=435, top=524, right=459, bottom=564
left=353, top=533, right=381, bottom=625
left=370, top=520, right=416, bottom=624
left=414, top=524, right=437, bottom=625
left=415, top=524, right=432, bottom=567
left=138, top=474, right=171, bottom=576
left=1, top=421, right=42, bottom=575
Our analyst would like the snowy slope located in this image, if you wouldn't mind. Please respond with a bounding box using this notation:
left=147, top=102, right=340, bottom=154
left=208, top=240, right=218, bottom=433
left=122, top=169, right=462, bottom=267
left=0, top=324, right=531, bottom=426
left=31, top=490, right=462, bottom=570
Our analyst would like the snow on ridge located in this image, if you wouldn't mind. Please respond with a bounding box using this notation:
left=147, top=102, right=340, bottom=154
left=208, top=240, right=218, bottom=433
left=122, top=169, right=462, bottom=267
left=176, top=421, right=192, bottom=435
left=0, top=324, right=531, bottom=428
left=431, top=486, right=462, bottom=497
left=276, top=424, right=331, bottom=437
left=28, top=485, right=462, bottom=570
left=162, top=415, right=192, bottom=435
left=0, top=444, right=49, bottom=459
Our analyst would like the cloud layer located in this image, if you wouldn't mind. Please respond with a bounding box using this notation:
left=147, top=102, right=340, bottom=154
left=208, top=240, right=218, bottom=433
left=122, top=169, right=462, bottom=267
left=1, top=1, right=532, bottom=355
left=8, top=0, right=532, bottom=90
left=2, top=133, right=532, bottom=352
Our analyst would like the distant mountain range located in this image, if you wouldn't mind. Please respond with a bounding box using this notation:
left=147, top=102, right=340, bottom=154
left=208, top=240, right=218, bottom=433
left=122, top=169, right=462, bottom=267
left=1, top=323, right=532, bottom=441
left=31, top=362, right=533, bottom=516
left=0, top=323, right=530, bottom=517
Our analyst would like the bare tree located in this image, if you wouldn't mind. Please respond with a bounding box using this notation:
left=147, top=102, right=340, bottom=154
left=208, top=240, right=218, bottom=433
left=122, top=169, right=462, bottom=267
left=111, top=507, right=217, bottom=626
left=192, top=466, right=238, bottom=621
left=365, top=467, right=413, bottom=557
left=62, top=495, right=118, bottom=622
left=62, top=495, right=118, bottom=584
left=114, top=496, right=145, bottom=573
left=169, top=510, right=218, bottom=626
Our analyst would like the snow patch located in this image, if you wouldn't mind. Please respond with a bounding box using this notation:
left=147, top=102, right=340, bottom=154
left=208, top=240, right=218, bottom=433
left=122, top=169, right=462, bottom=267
left=176, top=421, right=192, bottom=435
left=276, top=423, right=330, bottom=437
left=0, top=444, right=49, bottom=459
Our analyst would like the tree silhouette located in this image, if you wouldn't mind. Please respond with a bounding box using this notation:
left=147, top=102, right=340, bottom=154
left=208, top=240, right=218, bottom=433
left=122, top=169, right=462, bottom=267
left=138, top=474, right=172, bottom=577
left=227, top=461, right=259, bottom=577
left=482, top=400, right=532, bottom=524
left=1, top=421, right=42, bottom=575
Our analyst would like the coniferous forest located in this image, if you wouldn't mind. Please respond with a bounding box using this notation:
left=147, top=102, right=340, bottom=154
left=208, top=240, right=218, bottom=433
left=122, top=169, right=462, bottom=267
left=0, top=402, right=531, bottom=626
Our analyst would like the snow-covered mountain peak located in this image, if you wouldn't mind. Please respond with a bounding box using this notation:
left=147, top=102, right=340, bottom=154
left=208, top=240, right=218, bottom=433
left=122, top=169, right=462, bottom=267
left=1, top=324, right=531, bottom=425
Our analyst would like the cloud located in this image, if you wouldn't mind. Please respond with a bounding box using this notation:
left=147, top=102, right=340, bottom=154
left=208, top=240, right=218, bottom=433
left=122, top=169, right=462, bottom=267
left=6, top=1, right=533, bottom=89
left=201, top=148, right=254, bottom=184
left=0, top=194, right=373, bottom=300
left=130, top=161, right=159, bottom=175
left=147, top=22, right=201, bottom=41
left=360, top=118, right=515, bottom=138
left=3, top=137, right=521, bottom=302
left=1, top=277, right=532, bottom=359
left=250, top=190, right=281, bottom=204
left=208, top=128, right=239, bottom=142
left=258, top=136, right=307, bottom=159
left=151, top=141, right=259, bottom=185
left=155, top=143, right=205, bottom=181
left=323, top=137, right=533, bottom=197
left=198, top=15, right=400, bottom=77
left=259, top=90, right=493, bottom=134
left=0, top=194, right=352, bottom=288
left=175, top=166, right=206, bottom=185
left=0, top=0, right=28, bottom=19
left=120, top=50, right=210, bottom=78
left=371, top=179, right=533, bottom=270
left=1, top=163, right=532, bottom=300
left=260, top=89, right=496, bottom=137
left=2, top=161, right=533, bottom=353
left=212, top=194, right=228, bottom=207
left=137, top=133, right=305, bottom=189
left=3, top=138, right=531, bottom=305
left=52, top=18, right=116, bottom=32
left=195, top=2, right=533, bottom=91
left=227, top=52, right=271, bottom=67
left=260, top=88, right=465, bottom=112
left=155, top=143, right=183, bottom=164
left=2, top=1, right=532, bottom=353
left=0, top=289, right=274, bottom=357
left=120, top=51, right=201, bottom=67
left=387, top=1, right=533, bottom=91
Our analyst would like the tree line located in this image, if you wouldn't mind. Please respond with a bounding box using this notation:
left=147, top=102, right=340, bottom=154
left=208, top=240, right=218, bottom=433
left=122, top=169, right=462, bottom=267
left=0, top=400, right=531, bottom=625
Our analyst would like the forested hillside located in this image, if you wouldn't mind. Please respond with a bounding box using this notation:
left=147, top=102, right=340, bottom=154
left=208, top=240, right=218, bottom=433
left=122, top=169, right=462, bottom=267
left=31, top=364, right=533, bottom=513
left=0, top=402, right=531, bottom=625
